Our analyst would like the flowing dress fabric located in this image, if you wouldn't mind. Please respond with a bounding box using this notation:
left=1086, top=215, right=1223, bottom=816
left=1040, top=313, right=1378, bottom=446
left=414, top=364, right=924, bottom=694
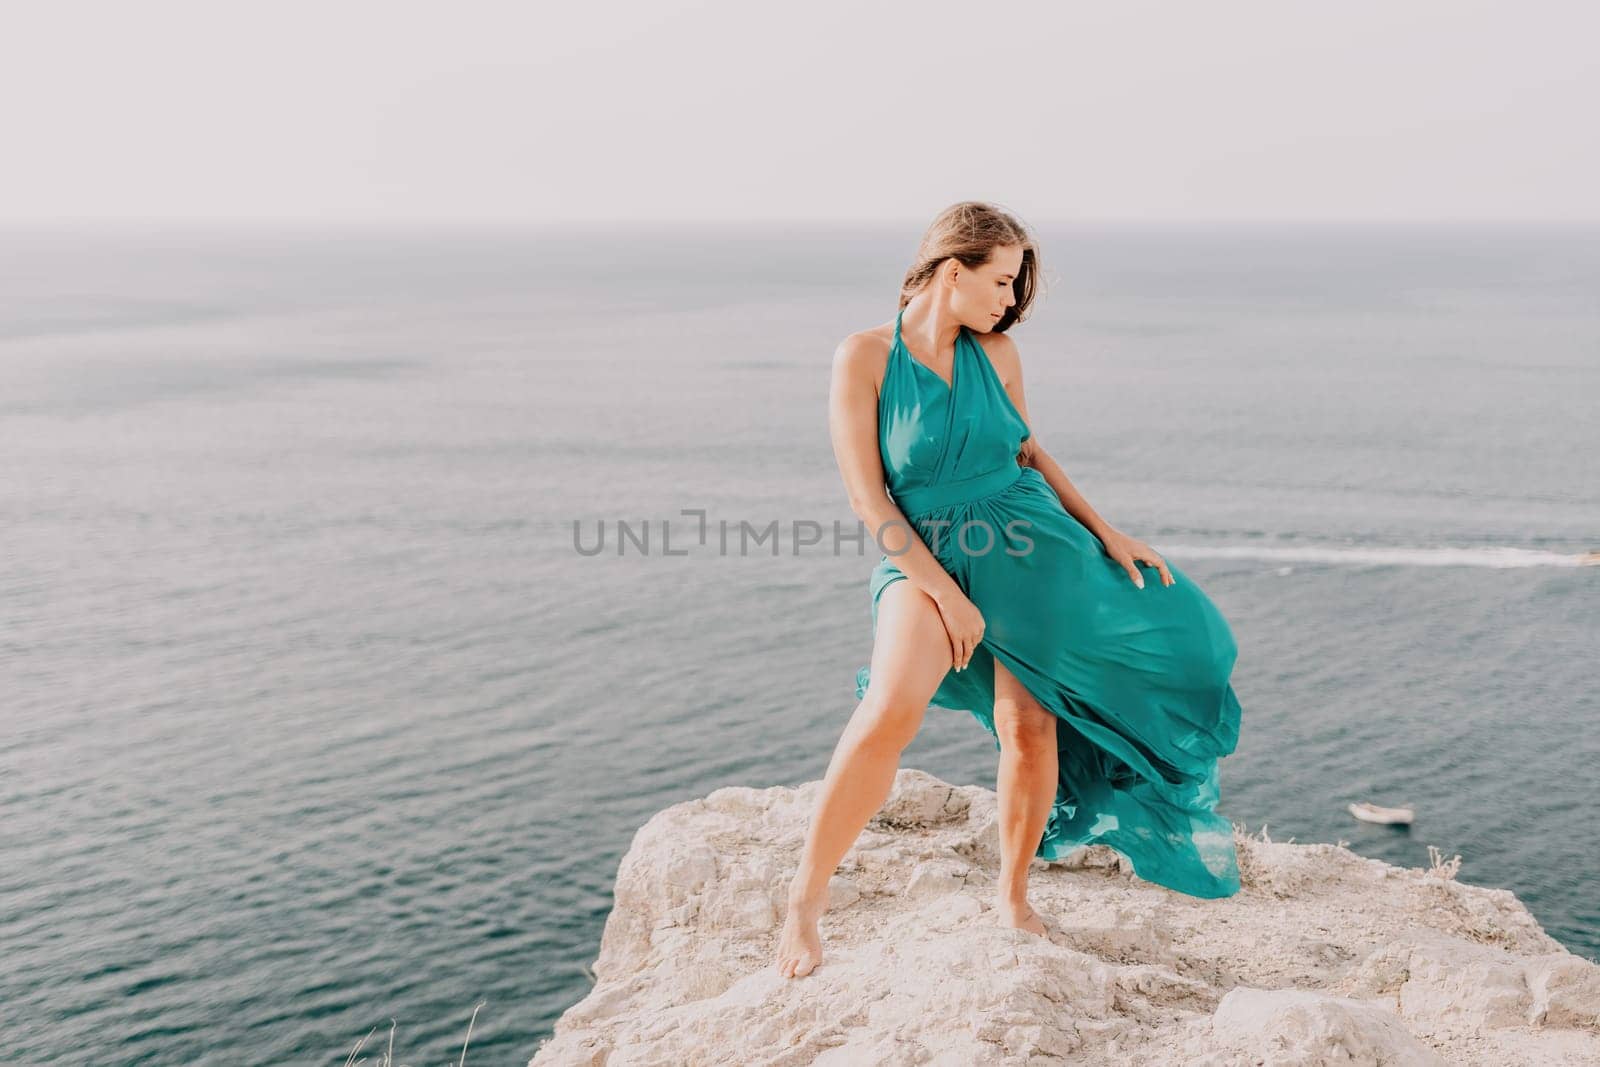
left=855, top=307, right=1244, bottom=898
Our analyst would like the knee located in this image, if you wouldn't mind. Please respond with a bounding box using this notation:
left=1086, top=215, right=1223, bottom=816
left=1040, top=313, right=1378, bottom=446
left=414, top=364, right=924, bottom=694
left=995, top=704, right=1056, bottom=759
left=851, top=693, right=925, bottom=752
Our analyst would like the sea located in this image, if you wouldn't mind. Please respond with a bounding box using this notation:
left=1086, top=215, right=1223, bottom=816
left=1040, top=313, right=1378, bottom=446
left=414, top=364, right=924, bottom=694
left=1, top=221, right=1595, bottom=1064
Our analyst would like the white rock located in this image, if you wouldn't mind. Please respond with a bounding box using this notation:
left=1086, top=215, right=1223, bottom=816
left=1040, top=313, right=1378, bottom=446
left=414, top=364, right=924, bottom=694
left=529, top=768, right=1600, bottom=1067
left=1204, top=986, right=1449, bottom=1065
left=905, top=859, right=969, bottom=898
left=1526, top=952, right=1600, bottom=1031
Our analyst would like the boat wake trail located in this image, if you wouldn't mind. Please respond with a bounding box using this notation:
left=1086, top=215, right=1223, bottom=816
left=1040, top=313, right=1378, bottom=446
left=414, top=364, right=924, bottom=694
left=1157, top=544, right=1596, bottom=569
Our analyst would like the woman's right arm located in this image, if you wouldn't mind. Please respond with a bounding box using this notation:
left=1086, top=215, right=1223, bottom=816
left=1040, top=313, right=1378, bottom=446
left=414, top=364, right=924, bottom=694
left=827, top=334, right=986, bottom=670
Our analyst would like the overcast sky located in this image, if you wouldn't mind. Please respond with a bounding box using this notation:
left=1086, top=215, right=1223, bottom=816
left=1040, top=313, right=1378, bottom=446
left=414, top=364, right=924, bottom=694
left=3, top=0, right=1596, bottom=225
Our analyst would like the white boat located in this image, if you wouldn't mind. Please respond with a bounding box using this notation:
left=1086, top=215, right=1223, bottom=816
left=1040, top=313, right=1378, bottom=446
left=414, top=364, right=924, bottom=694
left=1348, top=801, right=1414, bottom=825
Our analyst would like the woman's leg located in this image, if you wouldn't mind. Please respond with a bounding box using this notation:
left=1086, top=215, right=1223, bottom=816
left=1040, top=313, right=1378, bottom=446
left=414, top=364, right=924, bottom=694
left=993, top=654, right=1057, bottom=935
left=775, top=578, right=952, bottom=978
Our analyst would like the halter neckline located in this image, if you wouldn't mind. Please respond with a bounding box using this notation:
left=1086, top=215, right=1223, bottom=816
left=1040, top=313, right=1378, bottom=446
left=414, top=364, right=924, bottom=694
left=894, top=305, right=962, bottom=393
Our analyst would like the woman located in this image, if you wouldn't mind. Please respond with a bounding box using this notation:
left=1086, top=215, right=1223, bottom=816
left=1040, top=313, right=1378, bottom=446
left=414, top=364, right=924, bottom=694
left=775, top=202, right=1243, bottom=980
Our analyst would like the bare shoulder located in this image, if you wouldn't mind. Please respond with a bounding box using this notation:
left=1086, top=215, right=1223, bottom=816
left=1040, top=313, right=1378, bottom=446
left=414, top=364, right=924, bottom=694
left=833, top=323, right=894, bottom=390
left=974, top=328, right=1023, bottom=386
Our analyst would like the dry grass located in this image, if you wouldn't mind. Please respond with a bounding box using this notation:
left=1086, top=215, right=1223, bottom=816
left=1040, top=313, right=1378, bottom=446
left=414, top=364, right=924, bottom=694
left=1230, top=819, right=1272, bottom=889
left=342, top=1002, right=485, bottom=1067
left=1425, top=843, right=1464, bottom=881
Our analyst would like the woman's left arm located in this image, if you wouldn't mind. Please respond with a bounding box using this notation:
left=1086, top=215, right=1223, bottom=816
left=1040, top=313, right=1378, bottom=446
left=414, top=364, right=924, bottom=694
left=988, top=333, right=1175, bottom=589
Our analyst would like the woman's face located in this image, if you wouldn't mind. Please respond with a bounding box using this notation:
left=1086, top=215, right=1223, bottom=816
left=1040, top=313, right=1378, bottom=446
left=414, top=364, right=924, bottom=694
left=951, top=243, right=1024, bottom=331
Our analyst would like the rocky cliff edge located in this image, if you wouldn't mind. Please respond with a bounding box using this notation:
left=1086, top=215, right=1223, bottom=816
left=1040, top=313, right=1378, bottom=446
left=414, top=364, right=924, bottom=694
left=531, top=768, right=1599, bottom=1066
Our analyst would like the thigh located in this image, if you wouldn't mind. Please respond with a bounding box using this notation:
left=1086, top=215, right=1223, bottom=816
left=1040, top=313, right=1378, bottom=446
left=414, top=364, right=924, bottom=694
left=862, top=579, right=954, bottom=717
left=993, top=654, right=1056, bottom=744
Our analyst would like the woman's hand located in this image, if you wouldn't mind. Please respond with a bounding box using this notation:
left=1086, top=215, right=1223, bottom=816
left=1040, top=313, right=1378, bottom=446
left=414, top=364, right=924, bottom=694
left=934, top=590, right=986, bottom=672
left=1098, top=528, right=1174, bottom=589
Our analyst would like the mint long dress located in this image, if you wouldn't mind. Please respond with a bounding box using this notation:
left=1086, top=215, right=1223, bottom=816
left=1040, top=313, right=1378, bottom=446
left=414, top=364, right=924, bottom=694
left=854, top=306, right=1243, bottom=899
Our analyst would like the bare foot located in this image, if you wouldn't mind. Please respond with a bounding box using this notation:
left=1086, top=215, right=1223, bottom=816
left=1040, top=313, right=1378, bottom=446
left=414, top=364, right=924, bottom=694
left=775, top=898, right=824, bottom=978
left=997, top=896, right=1048, bottom=936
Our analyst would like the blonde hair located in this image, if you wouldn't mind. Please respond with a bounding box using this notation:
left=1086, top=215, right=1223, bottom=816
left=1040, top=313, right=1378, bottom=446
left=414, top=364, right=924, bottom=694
left=898, top=201, right=1041, bottom=331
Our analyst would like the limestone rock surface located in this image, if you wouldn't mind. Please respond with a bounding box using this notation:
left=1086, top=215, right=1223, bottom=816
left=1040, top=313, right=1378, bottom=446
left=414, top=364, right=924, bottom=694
left=530, top=768, right=1599, bottom=1066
